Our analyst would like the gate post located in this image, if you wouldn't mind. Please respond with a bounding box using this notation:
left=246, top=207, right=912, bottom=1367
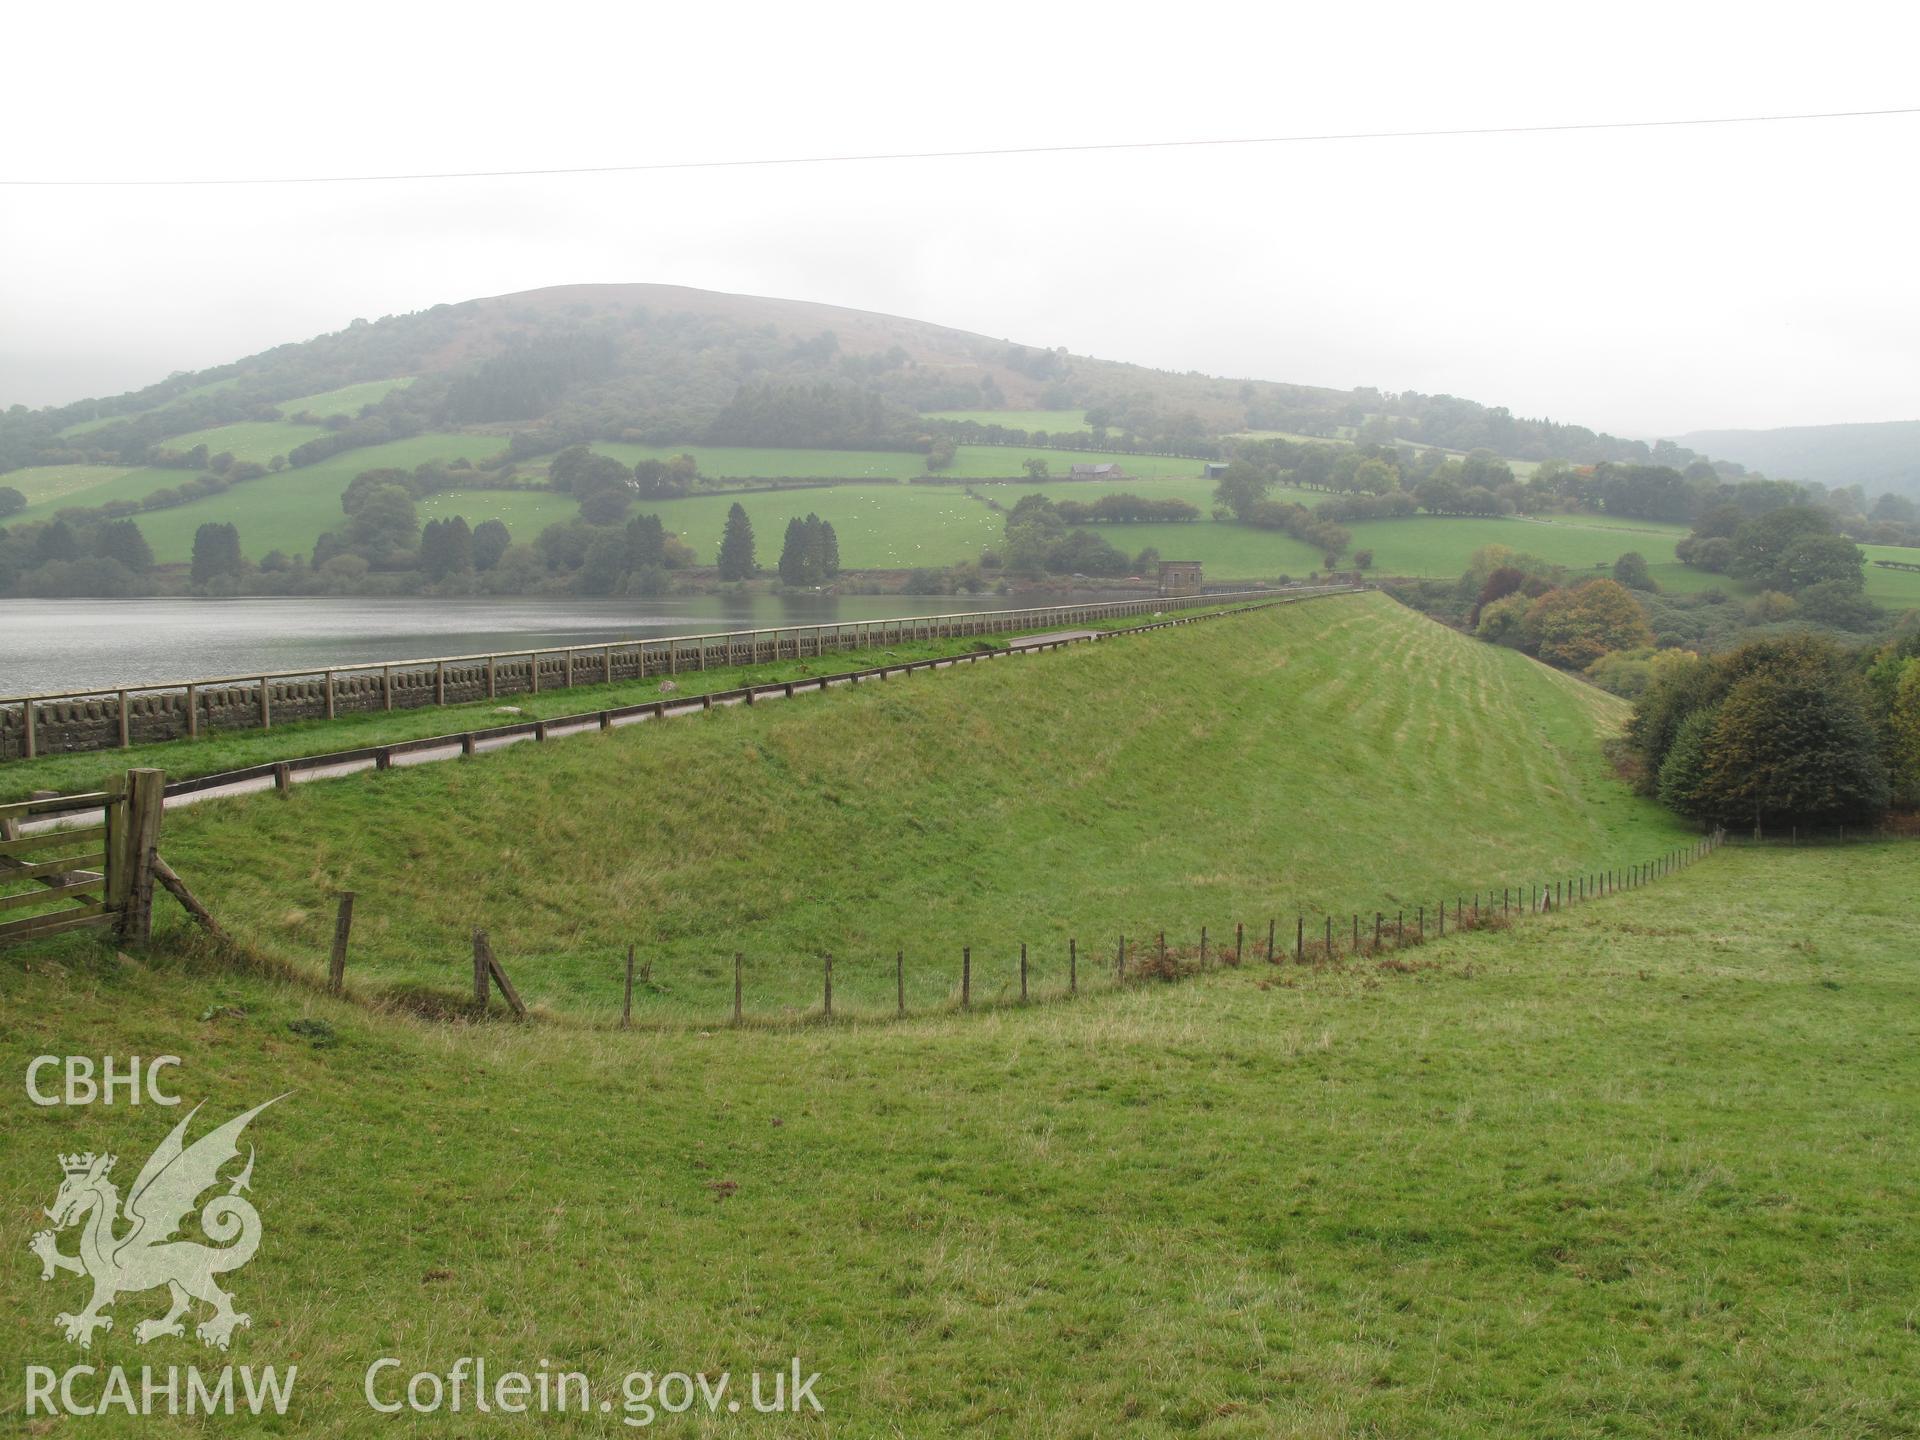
left=114, top=768, right=166, bottom=944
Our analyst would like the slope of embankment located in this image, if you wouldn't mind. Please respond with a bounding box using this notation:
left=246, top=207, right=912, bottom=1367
left=133, top=592, right=1692, bottom=1017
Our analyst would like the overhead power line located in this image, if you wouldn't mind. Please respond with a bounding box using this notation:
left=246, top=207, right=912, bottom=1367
left=4, top=105, right=1917, bottom=187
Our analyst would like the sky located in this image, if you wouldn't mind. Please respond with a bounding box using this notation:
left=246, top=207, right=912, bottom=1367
left=2, top=0, right=1916, bottom=439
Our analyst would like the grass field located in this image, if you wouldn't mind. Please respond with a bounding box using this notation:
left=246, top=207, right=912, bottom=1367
left=66, top=435, right=498, bottom=563
left=4, top=792, right=1912, bottom=1430
left=161, top=419, right=330, bottom=465
left=418, top=482, right=1010, bottom=569
left=53, top=378, right=242, bottom=438
left=920, top=407, right=1092, bottom=431
left=1861, top=545, right=1920, bottom=609
left=2, top=463, right=137, bottom=506
left=590, top=442, right=1206, bottom=482
left=150, top=595, right=1692, bottom=1021
left=6, top=464, right=239, bottom=529
left=278, top=377, right=412, bottom=416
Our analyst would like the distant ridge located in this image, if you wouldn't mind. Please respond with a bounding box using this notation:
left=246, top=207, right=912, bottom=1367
left=1668, top=419, right=1920, bottom=496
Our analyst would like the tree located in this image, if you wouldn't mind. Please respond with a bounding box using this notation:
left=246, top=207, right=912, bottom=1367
left=34, top=519, right=81, bottom=566
left=716, top=502, right=756, bottom=579
left=579, top=487, right=633, bottom=525
left=1655, top=705, right=1719, bottom=817
left=346, top=484, right=419, bottom=564
left=775, top=514, right=842, bottom=586
left=1778, top=533, right=1865, bottom=594
left=1701, top=665, right=1889, bottom=829
left=578, top=533, right=627, bottom=595
left=626, top=514, right=668, bottom=571
left=1730, top=507, right=1832, bottom=591
left=92, top=518, right=153, bottom=573
left=472, top=519, right=512, bottom=572
left=633, top=459, right=691, bottom=500
left=1022, top=457, right=1049, bottom=480
left=1475, top=594, right=1531, bottom=644
left=1889, top=659, right=1920, bottom=805
left=818, top=519, right=839, bottom=577
left=420, top=515, right=474, bottom=581
left=1045, top=529, right=1130, bottom=576
left=1796, top=580, right=1880, bottom=630
left=1004, top=494, right=1066, bottom=572
left=1352, top=548, right=1374, bottom=570
left=1524, top=579, right=1653, bottom=668
left=777, top=517, right=810, bottom=585
left=0, top=485, right=24, bottom=517
left=1211, top=460, right=1271, bottom=519
left=190, top=522, right=243, bottom=585
left=1612, top=551, right=1656, bottom=591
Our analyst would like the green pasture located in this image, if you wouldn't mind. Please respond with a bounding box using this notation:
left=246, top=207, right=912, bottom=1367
left=1, top=464, right=137, bottom=507
left=278, top=377, right=413, bottom=417
left=160, top=418, right=329, bottom=465
left=920, top=407, right=1091, bottom=431
left=117, top=434, right=494, bottom=563
left=8, top=465, right=214, bottom=527
left=589, top=442, right=1206, bottom=482
left=4, top=841, right=1912, bottom=1435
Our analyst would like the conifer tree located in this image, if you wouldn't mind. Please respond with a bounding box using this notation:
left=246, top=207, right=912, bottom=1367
left=777, top=516, right=809, bottom=585
left=717, top=502, right=756, bottom=580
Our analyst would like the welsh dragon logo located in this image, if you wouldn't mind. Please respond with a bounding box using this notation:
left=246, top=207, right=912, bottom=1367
left=28, top=1096, right=286, bottom=1351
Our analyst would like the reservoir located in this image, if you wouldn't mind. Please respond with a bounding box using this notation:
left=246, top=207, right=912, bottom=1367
left=0, top=592, right=1091, bottom=695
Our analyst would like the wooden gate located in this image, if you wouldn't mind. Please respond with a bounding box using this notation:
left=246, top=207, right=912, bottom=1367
left=0, top=769, right=164, bottom=949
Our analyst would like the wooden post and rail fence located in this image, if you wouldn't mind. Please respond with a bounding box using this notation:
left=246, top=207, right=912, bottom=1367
left=1, top=588, right=1338, bottom=763
left=0, top=767, right=235, bottom=951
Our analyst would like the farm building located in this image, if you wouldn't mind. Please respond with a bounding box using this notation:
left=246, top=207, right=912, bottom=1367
left=1070, top=462, right=1125, bottom=479
left=1158, top=560, right=1203, bottom=597
left=1203, top=462, right=1229, bottom=478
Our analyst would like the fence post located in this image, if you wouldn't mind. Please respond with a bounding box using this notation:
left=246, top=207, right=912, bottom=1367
left=1200, top=926, right=1208, bottom=968
left=1296, top=915, right=1304, bottom=961
left=1117, top=934, right=1125, bottom=979
left=896, top=949, right=904, bottom=1015
left=962, top=947, right=971, bottom=1009
left=1324, top=915, right=1332, bottom=955
left=1020, top=943, right=1028, bottom=1001
left=733, top=951, right=742, bottom=1025
left=116, top=768, right=165, bottom=944
left=622, top=945, right=636, bottom=1028
left=1236, top=922, right=1243, bottom=964
left=1069, top=938, right=1077, bottom=995
left=472, top=930, right=490, bottom=1008
left=328, top=892, right=354, bottom=995
left=823, top=954, right=833, bottom=1018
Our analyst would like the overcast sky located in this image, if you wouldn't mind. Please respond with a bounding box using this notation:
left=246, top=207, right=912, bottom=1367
left=3, top=0, right=1916, bottom=438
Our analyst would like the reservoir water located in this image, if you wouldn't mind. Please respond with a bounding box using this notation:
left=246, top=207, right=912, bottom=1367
left=0, top=592, right=1105, bottom=695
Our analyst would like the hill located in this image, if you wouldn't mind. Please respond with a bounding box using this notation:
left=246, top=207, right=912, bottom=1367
left=152, top=593, right=1690, bottom=1019
left=1669, top=418, right=1920, bottom=497
left=6, top=282, right=1706, bottom=483
left=6, top=831, right=1913, bottom=1434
